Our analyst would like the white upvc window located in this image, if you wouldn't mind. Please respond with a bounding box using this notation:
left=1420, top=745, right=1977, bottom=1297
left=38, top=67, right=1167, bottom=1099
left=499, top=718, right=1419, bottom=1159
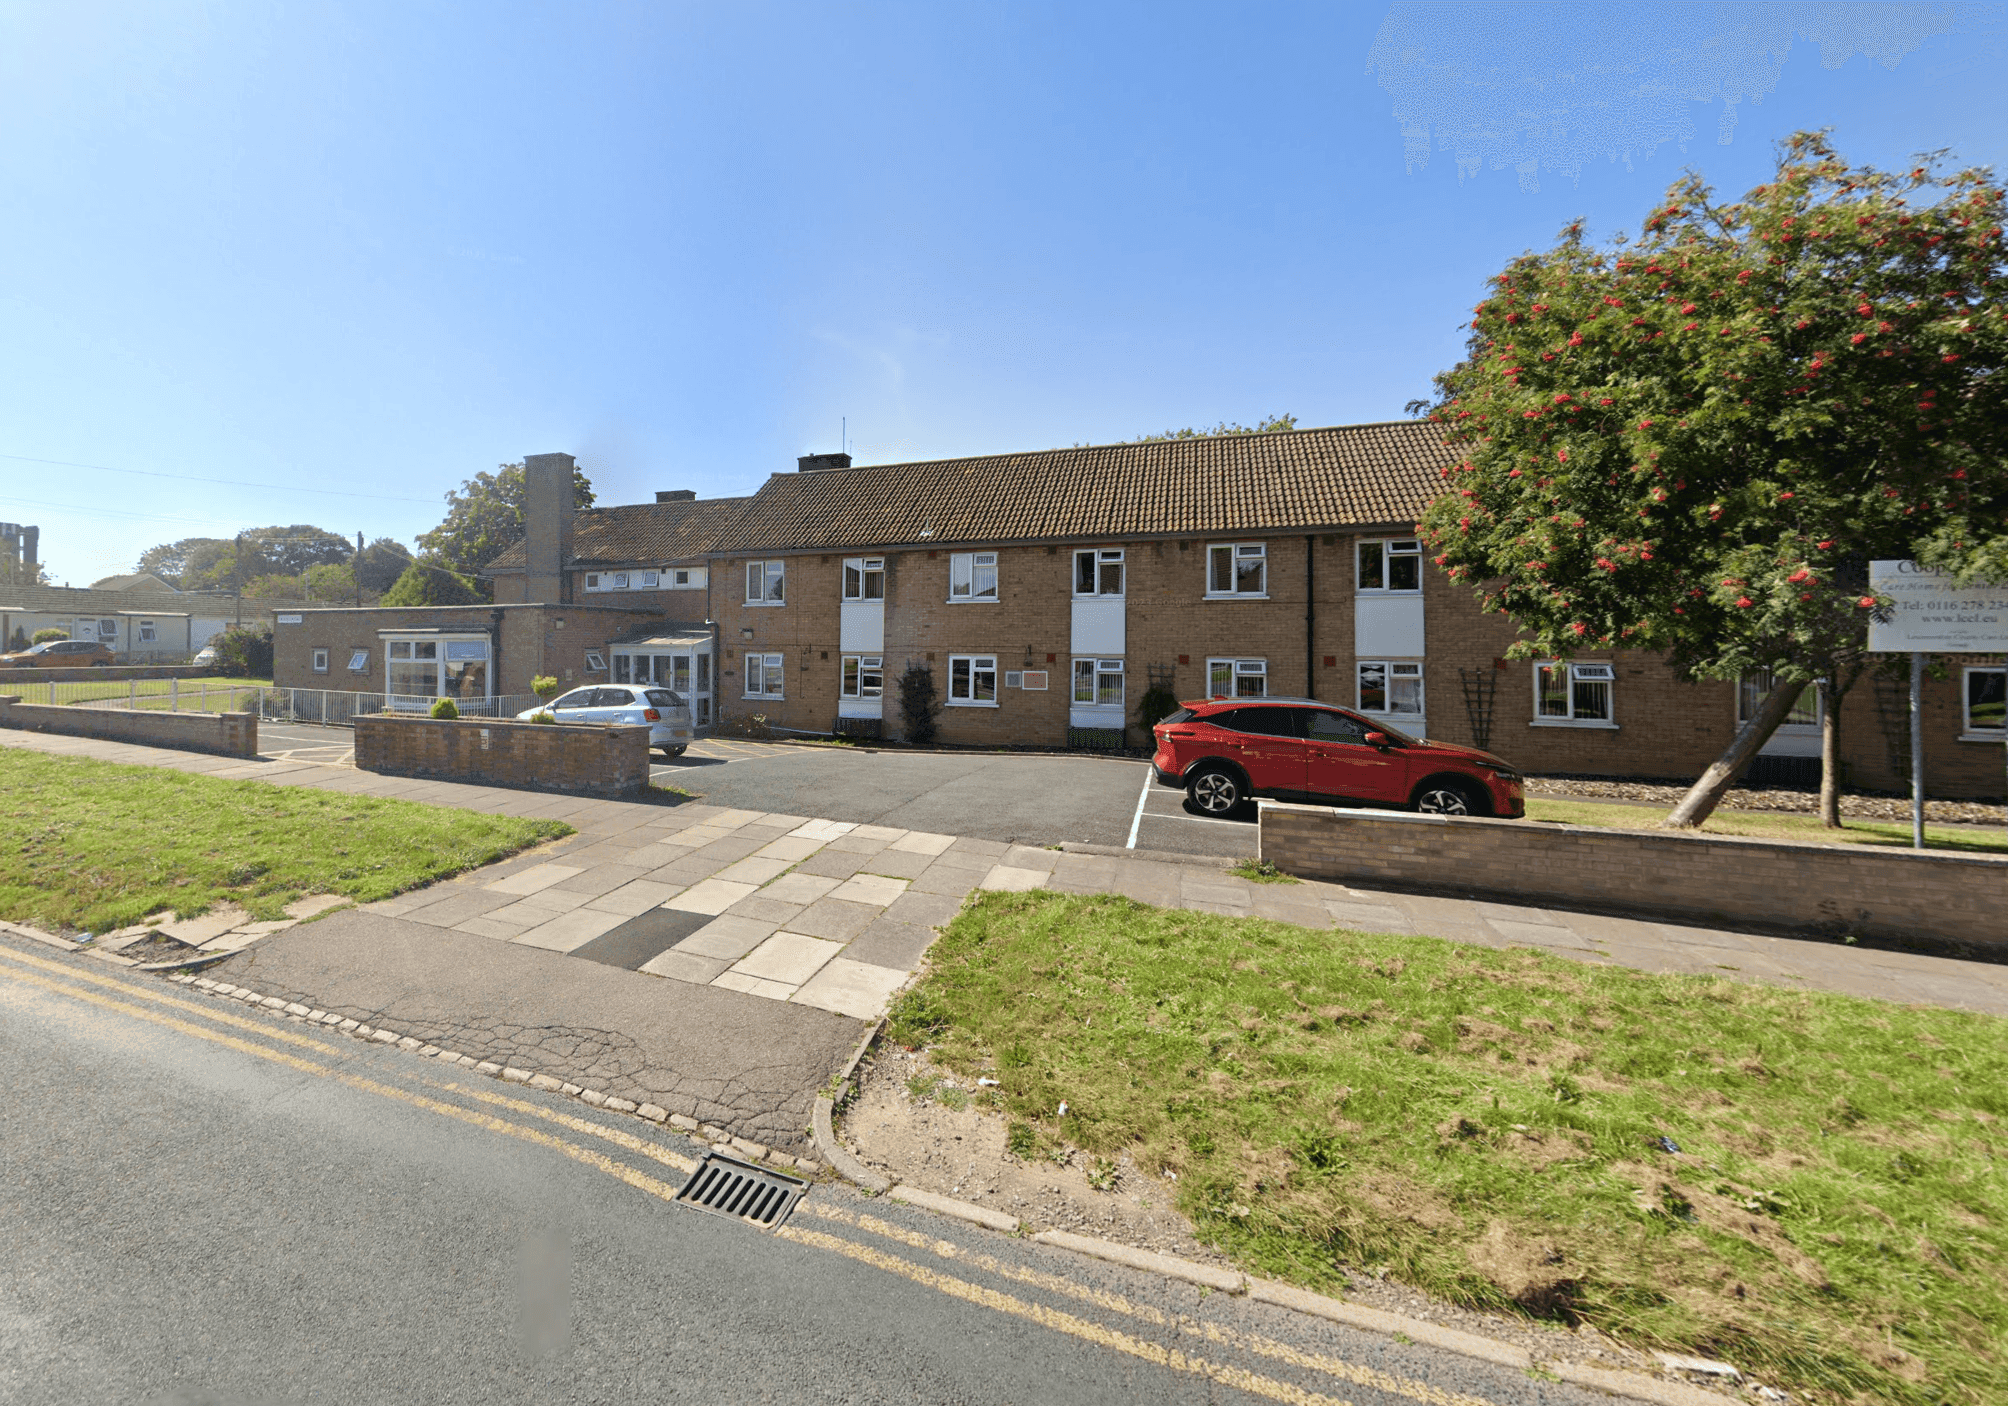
left=1072, top=657, right=1125, bottom=709
left=385, top=636, right=490, bottom=702
left=347, top=648, right=370, bottom=673
left=673, top=569, right=691, bottom=586
left=948, top=654, right=998, bottom=706
left=638, top=570, right=659, bottom=588
left=584, top=650, right=607, bottom=672
left=1357, top=538, right=1422, bottom=593
left=1737, top=669, right=1821, bottom=729
left=949, top=551, right=998, bottom=602
left=1358, top=660, right=1424, bottom=717
left=611, top=571, right=629, bottom=589
left=97, top=619, right=117, bottom=639
left=311, top=648, right=329, bottom=673
left=843, top=557, right=885, bottom=601
left=584, top=572, right=602, bottom=591
left=1073, top=548, right=1124, bottom=597
left=1964, top=666, right=2005, bottom=739
left=138, top=620, right=157, bottom=643
left=1207, top=543, right=1267, bottom=597
left=841, top=654, right=884, bottom=698
left=1207, top=658, right=1267, bottom=699
left=745, top=652, right=784, bottom=698
left=745, top=560, right=786, bottom=605
left=1533, top=661, right=1615, bottom=725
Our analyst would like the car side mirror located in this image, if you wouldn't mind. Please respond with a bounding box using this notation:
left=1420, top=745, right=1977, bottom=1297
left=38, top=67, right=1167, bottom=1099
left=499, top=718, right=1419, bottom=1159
left=1363, top=731, right=1391, bottom=748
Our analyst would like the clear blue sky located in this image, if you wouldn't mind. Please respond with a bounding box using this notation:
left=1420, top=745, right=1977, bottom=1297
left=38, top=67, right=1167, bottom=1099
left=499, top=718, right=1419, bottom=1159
left=3, top=1, right=2003, bottom=585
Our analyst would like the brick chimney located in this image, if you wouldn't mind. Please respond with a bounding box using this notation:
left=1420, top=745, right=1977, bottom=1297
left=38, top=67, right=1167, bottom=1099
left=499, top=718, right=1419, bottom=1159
left=796, top=453, right=852, bottom=473
left=655, top=489, right=696, bottom=503
left=523, top=453, right=575, bottom=605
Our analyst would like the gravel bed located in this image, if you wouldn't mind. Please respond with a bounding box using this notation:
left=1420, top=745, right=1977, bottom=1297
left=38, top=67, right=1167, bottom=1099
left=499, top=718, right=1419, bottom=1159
left=1528, top=775, right=2005, bottom=825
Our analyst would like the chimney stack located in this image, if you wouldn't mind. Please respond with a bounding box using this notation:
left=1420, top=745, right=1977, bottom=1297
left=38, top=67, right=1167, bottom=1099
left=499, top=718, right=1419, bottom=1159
left=523, top=453, right=575, bottom=605
left=655, top=489, right=696, bottom=503
left=796, top=452, right=852, bottom=473
left=22, top=526, right=36, bottom=572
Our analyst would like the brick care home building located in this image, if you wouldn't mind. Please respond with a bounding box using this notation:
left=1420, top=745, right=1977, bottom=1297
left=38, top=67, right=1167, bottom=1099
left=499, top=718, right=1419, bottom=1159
left=272, top=434, right=2005, bottom=797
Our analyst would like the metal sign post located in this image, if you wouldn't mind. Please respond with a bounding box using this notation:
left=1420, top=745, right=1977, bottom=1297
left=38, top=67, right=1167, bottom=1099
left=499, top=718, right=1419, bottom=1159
left=1909, top=652, right=1925, bottom=850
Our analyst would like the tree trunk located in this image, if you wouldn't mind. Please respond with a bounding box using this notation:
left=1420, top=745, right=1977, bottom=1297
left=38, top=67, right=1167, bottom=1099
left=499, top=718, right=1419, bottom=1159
left=1663, top=676, right=1807, bottom=829
left=1818, top=677, right=1843, bottom=828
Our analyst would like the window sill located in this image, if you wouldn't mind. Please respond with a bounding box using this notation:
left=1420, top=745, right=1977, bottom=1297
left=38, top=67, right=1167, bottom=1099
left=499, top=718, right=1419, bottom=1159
left=946, top=700, right=1000, bottom=708
left=1959, top=732, right=2007, bottom=744
left=1203, top=593, right=1270, bottom=602
left=743, top=694, right=785, bottom=701
left=1529, top=718, right=1620, bottom=730
left=944, top=598, right=1000, bottom=605
left=1071, top=595, right=1126, bottom=602
left=1355, top=589, right=1424, bottom=597
left=741, top=601, right=786, bottom=608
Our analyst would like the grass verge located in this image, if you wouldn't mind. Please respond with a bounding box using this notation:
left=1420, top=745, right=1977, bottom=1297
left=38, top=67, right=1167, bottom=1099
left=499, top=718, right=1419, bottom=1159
left=889, top=890, right=2007, bottom=1405
left=1524, top=796, right=2008, bottom=854
left=0, top=748, right=569, bottom=932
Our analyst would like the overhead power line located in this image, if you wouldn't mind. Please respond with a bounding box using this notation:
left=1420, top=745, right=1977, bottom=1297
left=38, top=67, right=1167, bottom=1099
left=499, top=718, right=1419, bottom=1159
left=0, top=452, right=442, bottom=503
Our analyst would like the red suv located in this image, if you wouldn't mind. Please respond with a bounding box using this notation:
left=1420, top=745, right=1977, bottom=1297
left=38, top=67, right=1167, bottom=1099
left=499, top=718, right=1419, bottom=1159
left=1152, top=697, right=1525, bottom=818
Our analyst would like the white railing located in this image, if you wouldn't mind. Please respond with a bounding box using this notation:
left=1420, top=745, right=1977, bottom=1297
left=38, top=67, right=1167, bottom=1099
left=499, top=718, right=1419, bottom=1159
left=36, top=680, right=543, bottom=725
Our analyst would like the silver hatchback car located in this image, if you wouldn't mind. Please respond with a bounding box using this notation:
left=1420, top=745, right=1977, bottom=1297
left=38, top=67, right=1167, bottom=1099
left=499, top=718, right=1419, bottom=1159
left=520, top=685, right=694, bottom=756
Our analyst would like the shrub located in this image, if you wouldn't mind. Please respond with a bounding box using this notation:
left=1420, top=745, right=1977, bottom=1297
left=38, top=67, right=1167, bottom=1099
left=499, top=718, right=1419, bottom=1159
left=1134, top=681, right=1181, bottom=733
left=429, top=697, right=460, bottom=720
left=898, top=663, right=940, bottom=744
left=531, top=674, right=560, bottom=699
left=526, top=710, right=556, bottom=725
left=30, top=628, right=68, bottom=645
left=214, top=626, right=274, bottom=678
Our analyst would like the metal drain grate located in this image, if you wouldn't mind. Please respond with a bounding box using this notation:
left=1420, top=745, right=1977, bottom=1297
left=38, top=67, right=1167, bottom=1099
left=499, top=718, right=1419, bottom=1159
left=674, top=1153, right=807, bottom=1230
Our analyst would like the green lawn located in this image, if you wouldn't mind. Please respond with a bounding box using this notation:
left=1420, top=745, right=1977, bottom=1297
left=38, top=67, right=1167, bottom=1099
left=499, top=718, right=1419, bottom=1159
left=1525, top=796, right=2008, bottom=855
left=34, top=676, right=272, bottom=710
left=890, top=891, right=2008, bottom=1406
left=0, top=749, right=569, bottom=932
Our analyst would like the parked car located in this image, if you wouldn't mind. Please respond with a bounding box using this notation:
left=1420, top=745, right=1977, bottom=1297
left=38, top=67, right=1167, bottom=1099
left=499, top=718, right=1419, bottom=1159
left=0, top=639, right=115, bottom=667
left=190, top=645, right=221, bottom=669
left=518, top=685, right=694, bottom=756
left=1152, top=697, right=1525, bottom=818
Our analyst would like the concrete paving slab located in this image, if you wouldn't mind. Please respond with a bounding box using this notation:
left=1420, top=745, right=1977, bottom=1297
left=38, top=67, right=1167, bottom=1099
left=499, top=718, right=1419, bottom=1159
left=979, top=865, right=1049, bottom=893
left=852, top=847, right=935, bottom=880
left=822, top=831, right=895, bottom=856
left=828, top=873, right=910, bottom=906
left=583, top=879, right=688, bottom=917
left=888, top=831, right=955, bottom=856
left=755, top=835, right=828, bottom=862
left=711, top=970, right=798, bottom=1001
left=788, top=849, right=869, bottom=880
left=507, top=886, right=595, bottom=914
left=1001, top=845, right=1059, bottom=871
left=759, top=872, right=842, bottom=905
left=511, top=907, right=630, bottom=953
left=1180, top=880, right=1253, bottom=907
left=399, top=891, right=523, bottom=929
left=546, top=863, right=655, bottom=897
left=1489, top=919, right=1595, bottom=948
left=636, top=948, right=731, bottom=984
left=732, top=932, right=845, bottom=986
left=484, top=863, right=583, bottom=896
left=882, top=890, right=965, bottom=928
left=722, top=895, right=808, bottom=926
left=792, top=958, right=910, bottom=1020
left=674, top=915, right=781, bottom=962
left=283, top=894, right=349, bottom=921
left=689, top=835, right=770, bottom=865
left=850, top=824, right=907, bottom=841
left=788, top=818, right=856, bottom=841
left=845, top=917, right=940, bottom=972
left=907, top=865, right=983, bottom=899
left=453, top=916, right=532, bottom=941
left=714, top=856, right=793, bottom=886
left=663, top=878, right=759, bottom=915
left=947, top=836, right=1011, bottom=858
left=641, top=857, right=730, bottom=886
left=786, top=898, right=879, bottom=943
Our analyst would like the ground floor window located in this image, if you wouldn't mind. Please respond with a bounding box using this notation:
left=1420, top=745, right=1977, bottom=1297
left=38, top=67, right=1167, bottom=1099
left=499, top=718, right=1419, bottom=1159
left=138, top=620, right=157, bottom=644
left=1072, top=657, right=1124, bottom=709
left=1534, top=661, right=1612, bottom=723
left=1359, top=660, right=1424, bottom=718
left=385, top=637, right=490, bottom=702
left=347, top=648, right=370, bottom=673
left=311, top=648, right=329, bottom=673
left=1966, top=666, right=2006, bottom=736
left=1207, top=657, right=1266, bottom=699
left=841, top=655, right=883, bottom=698
left=745, top=653, right=784, bottom=698
left=948, top=654, right=998, bottom=705
left=1737, top=669, right=1821, bottom=727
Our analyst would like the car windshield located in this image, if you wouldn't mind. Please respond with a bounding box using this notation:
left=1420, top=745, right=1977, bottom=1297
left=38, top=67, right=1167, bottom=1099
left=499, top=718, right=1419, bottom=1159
left=643, top=689, right=684, bottom=708
left=552, top=689, right=595, bottom=709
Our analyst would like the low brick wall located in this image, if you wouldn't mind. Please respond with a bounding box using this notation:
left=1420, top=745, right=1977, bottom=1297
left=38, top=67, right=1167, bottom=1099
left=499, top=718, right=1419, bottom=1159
left=0, top=665, right=216, bottom=685
left=354, top=714, right=651, bottom=797
left=0, top=696, right=257, bottom=758
left=1258, top=800, right=2007, bottom=952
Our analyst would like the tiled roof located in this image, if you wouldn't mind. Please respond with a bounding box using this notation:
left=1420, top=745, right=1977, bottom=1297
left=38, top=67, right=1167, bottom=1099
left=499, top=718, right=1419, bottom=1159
left=716, top=421, right=1451, bottom=553
left=484, top=496, right=751, bottom=573
left=0, top=585, right=294, bottom=616
left=88, top=572, right=181, bottom=593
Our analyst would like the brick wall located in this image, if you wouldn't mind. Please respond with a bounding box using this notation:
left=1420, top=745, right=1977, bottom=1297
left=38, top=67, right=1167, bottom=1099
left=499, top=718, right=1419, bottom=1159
left=0, top=696, right=257, bottom=757
left=1258, top=799, right=2005, bottom=951
left=353, top=714, right=651, bottom=797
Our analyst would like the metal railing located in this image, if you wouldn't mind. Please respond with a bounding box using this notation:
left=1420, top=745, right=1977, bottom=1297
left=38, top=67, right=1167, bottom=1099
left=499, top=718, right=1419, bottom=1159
left=32, top=679, right=542, bottom=725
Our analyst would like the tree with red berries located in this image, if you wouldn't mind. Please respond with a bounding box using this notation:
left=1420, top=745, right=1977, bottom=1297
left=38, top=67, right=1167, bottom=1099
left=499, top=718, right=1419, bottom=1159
left=1416, top=132, right=2008, bottom=828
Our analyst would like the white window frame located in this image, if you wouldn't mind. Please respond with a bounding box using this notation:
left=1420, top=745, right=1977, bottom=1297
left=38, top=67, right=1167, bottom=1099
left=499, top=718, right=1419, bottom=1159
left=1206, top=543, right=1268, bottom=598
left=137, top=620, right=157, bottom=643
left=673, top=569, right=691, bottom=586
left=347, top=648, right=370, bottom=673
left=843, top=557, right=886, bottom=601
left=638, top=570, right=659, bottom=588
left=1531, top=661, right=1617, bottom=728
left=745, top=652, right=785, bottom=699
left=745, top=560, right=786, bottom=605
left=1356, top=537, right=1423, bottom=594
left=949, top=551, right=999, bottom=603
left=584, top=650, right=607, bottom=672
left=1357, top=660, right=1425, bottom=719
left=947, top=654, right=999, bottom=707
left=840, top=654, right=884, bottom=699
left=584, top=573, right=603, bottom=591
left=1207, top=657, right=1267, bottom=699
left=1963, top=665, right=2005, bottom=741
left=97, top=619, right=118, bottom=639
left=1737, top=669, right=1821, bottom=731
left=1073, top=548, right=1125, bottom=598
left=311, top=648, right=329, bottom=674
left=1071, top=657, right=1125, bottom=710
left=610, top=571, right=629, bottom=589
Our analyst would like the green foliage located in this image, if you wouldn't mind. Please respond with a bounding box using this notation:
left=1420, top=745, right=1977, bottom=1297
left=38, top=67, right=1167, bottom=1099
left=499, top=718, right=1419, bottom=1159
left=525, top=710, right=556, bottom=725
left=531, top=674, right=560, bottom=699
left=1229, top=857, right=1300, bottom=884
left=1134, top=681, right=1182, bottom=732
left=428, top=697, right=460, bottom=720
left=30, top=628, right=68, bottom=645
left=354, top=538, right=413, bottom=594
left=416, top=460, right=596, bottom=581
left=897, top=662, right=940, bottom=745
left=1135, top=414, right=1297, bottom=442
left=1417, top=133, right=2008, bottom=687
left=911, top=890, right=2008, bottom=1406
left=8, top=627, right=27, bottom=650
left=213, top=626, right=273, bottom=678
left=137, top=527, right=356, bottom=591
left=380, top=561, right=483, bottom=606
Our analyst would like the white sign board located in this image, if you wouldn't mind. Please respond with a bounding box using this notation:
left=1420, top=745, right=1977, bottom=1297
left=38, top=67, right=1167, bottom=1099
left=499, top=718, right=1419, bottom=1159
left=1867, top=561, right=2008, bottom=653
left=274, top=613, right=303, bottom=625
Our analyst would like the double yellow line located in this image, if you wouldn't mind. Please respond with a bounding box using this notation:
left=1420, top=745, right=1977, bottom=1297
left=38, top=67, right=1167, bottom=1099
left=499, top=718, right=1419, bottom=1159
left=0, top=942, right=1506, bottom=1406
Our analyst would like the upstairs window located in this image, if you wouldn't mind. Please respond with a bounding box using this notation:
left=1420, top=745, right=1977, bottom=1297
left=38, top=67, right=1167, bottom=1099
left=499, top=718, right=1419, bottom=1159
left=949, top=551, right=998, bottom=602
left=673, top=569, right=691, bottom=586
left=1535, top=661, right=1614, bottom=723
left=1073, top=548, right=1124, bottom=597
left=745, top=560, right=786, bottom=605
left=611, top=572, right=629, bottom=589
left=1357, top=538, right=1422, bottom=593
left=1207, top=543, right=1267, bottom=597
left=638, top=570, right=659, bottom=588
left=584, top=573, right=602, bottom=591
left=843, top=557, right=885, bottom=601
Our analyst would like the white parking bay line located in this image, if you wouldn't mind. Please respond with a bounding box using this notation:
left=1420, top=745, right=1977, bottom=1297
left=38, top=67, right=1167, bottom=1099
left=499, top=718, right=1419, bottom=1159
left=1125, top=767, right=1152, bottom=849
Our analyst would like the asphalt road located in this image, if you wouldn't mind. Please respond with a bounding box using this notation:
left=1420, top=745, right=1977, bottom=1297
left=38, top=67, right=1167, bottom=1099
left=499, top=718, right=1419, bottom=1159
left=0, top=934, right=1594, bottom=1406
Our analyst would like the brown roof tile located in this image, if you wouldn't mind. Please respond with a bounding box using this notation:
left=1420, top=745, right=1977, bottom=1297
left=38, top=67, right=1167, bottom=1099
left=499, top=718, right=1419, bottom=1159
left=716, top=421, right=1451, bottom=554
left=484, top=495, right=750, bottom=574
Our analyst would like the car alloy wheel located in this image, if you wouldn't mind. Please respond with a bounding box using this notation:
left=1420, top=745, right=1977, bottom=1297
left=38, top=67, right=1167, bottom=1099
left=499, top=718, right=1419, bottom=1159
left=1188, top=767, right=1242, bottom=816
left=1414, top=783, right=1478, bottom=816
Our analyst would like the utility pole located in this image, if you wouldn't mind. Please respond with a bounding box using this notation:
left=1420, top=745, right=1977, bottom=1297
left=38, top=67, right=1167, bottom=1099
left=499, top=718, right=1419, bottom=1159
left=355, top=532, right=364, bottom=608
left=233, top=531, right=243, bottom=629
